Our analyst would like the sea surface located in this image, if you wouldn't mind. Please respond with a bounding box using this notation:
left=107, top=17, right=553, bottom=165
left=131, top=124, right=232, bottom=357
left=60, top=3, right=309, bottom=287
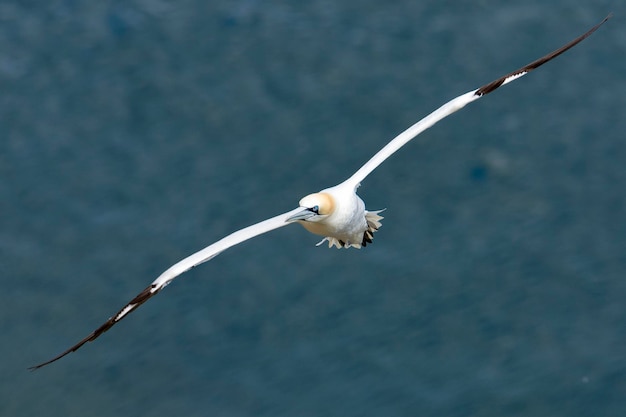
left=3, top=1, right=625, bottom=416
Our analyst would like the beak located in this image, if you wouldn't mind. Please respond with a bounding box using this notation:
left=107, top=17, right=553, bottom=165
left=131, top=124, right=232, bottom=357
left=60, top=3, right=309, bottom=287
left=286, top=207, right=317, bottom=222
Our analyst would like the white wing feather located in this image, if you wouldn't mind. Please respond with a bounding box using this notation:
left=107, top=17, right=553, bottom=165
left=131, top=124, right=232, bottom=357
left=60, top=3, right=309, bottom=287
left=29, top=208, right=302, bottom=369
left=345, top=14, right=610, bottom=187
left=345, top=90, right=479, bottom=187
left=152, top=207, right=303, bottom=289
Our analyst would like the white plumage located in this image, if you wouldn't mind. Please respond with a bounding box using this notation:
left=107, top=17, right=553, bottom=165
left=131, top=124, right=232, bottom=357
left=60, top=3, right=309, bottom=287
left=30, top=15, right=610, bottom=369
left=289, top=185, right=384, bottom=249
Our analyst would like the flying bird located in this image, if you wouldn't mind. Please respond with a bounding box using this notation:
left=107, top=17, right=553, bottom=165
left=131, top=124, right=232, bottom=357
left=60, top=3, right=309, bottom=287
left=30, top=15, right=610, bottom=370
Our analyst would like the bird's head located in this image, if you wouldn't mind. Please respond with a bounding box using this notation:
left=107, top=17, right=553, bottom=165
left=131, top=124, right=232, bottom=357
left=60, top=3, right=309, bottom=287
left=286, top=192, right=336, bottom=223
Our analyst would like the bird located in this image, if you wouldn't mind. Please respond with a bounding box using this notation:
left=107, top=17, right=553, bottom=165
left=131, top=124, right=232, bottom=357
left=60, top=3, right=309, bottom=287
left=30, top=15, right=610, bottom=370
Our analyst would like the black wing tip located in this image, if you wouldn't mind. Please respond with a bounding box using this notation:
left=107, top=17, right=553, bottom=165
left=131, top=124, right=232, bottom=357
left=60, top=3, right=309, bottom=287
left=28, top=350, right=75, bottom=370
left=28, top=317, right=117, bottom=371
left=28, top=284, right=161, bottom=371
left=475, top=14, right=611, bottom=97
left=28, top=360, right=57, bottom=371
left=28, top=340, right=90, bottom=371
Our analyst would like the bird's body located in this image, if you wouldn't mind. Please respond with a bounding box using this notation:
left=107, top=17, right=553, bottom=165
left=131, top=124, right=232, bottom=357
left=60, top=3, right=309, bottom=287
left=292, top=184, right=384, bottom=248
left=30, top=15, right=610, bottom=370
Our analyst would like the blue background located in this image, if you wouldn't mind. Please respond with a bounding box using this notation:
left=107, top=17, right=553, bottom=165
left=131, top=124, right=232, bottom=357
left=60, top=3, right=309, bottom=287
left=3, top=1, right=625, bottom=416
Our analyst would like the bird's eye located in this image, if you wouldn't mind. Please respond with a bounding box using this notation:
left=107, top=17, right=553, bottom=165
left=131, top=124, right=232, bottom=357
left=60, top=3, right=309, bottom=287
left=310, top=205, right=320, bottom=214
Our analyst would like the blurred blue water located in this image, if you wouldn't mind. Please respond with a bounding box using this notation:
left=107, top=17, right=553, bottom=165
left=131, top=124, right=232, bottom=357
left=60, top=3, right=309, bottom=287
left=2, top=2, right=625, bottom=416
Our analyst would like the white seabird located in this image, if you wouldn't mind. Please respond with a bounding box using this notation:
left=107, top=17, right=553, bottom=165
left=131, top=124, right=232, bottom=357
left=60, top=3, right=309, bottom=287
left=30, top=15, right=610, bottom=369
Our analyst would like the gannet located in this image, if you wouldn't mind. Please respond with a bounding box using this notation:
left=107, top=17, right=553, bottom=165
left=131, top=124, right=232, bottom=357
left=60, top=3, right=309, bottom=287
left=30, top=15, right=610, bottom=369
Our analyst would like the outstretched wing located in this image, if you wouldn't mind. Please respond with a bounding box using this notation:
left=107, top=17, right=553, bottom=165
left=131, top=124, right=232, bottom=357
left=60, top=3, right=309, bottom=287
left=345, top=15, right=610, bottom=188
left=29, top=207, right=303, bottom=370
